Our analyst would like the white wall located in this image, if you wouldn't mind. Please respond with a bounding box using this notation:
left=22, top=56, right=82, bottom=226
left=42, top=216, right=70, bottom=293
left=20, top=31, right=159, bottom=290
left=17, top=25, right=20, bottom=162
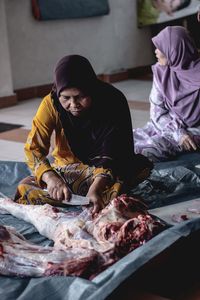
left=4, top=0, right=154, bottom=90
left=0, top=0, right=14, bottom=96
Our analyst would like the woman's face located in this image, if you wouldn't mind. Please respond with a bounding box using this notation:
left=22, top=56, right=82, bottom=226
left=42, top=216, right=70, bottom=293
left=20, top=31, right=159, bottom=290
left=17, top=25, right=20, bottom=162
left=59, top=88, right=92, bottom=117
left=155, top=48, right=168, bottom=66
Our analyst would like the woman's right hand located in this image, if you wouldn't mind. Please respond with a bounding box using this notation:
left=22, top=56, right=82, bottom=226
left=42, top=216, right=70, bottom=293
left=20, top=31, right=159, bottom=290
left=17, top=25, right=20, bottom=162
left=42, top=171, right=71, bottom=201
left=179, top=134, right=197, bottom=151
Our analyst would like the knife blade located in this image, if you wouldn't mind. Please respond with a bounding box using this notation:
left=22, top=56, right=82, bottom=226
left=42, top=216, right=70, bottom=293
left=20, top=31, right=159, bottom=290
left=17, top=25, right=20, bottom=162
left=62, top=194, right=90, bottom=206
left=43, top=189, right=90, bottom=206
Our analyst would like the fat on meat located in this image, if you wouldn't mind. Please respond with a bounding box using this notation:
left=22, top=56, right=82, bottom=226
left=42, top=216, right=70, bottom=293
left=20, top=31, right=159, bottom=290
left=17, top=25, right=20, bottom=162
left=0, top=225, right=97, bottom=278
left=0, top=198, right=112, bottom=253
left=0, top=195, right=165, bottom=278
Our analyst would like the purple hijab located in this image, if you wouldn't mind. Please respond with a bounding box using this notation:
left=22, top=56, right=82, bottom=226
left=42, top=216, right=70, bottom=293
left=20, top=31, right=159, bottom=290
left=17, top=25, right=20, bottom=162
left=152, top=26, right=200, bottom=127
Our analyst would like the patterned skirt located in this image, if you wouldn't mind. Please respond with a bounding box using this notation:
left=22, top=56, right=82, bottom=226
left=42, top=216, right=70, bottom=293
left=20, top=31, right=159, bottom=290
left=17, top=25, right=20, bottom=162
left=15, top=162, right=122, bottom=206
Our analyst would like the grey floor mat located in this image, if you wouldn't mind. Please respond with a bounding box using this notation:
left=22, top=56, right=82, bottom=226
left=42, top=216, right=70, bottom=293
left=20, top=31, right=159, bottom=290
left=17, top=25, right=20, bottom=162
left=0, top=122, right=23, bottom=133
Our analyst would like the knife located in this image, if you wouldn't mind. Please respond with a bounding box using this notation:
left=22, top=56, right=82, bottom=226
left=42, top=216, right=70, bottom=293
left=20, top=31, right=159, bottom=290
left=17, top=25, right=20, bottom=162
left=62, top=194, right=90, bottom=206
left=43, top=189, right=90, bottom=206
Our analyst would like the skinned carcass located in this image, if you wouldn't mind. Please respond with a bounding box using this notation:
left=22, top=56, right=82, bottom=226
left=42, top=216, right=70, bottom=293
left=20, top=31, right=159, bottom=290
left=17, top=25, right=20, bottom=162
left=0, top=198, right=112, bottom=253
left=0, top=225, right=97, bottom=278
left=0, top=195, right=165, bottom=278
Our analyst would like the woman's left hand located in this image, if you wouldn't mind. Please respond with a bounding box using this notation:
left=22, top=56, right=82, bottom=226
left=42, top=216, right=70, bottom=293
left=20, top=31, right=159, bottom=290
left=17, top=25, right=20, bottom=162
left=86, top=190, right=104, bottom=215
left=86, top=176, right=109, bottom=215
left=180, top=134, right=197, bottom=151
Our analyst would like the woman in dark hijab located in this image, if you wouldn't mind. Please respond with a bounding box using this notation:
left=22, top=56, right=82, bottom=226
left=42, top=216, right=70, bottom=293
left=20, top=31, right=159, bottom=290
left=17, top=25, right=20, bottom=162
left=16, top=55, right=152, bottom=213
left=134, top=26, right=200, bottom=162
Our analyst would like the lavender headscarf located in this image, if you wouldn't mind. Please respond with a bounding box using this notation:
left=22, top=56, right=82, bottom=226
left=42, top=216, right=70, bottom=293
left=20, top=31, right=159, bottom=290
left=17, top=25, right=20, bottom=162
left=152, top=26, right=200, bottom=127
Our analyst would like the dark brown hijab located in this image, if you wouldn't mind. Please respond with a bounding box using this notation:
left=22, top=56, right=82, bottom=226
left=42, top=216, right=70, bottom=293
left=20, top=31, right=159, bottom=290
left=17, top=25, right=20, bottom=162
left=52, top=55, right=148, bottom=181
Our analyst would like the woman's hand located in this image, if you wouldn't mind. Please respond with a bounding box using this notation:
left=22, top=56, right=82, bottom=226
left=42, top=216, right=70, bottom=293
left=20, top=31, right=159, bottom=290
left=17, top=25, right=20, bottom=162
left=86, top=176, right=109, bottom=215
left=179, top=134, right=197, bottom=151
left=42, top=171, right=71, bottom=201
left=86, top=190, right=104, bottom=215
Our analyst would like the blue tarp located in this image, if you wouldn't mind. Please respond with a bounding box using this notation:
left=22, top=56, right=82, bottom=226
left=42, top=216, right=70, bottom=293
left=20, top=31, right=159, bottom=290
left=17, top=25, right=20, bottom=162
left=0, top=154, right=200, bottom=300
left=0, top=161, right=31, bottom=198
left=130, top=152, right=200, bottom=208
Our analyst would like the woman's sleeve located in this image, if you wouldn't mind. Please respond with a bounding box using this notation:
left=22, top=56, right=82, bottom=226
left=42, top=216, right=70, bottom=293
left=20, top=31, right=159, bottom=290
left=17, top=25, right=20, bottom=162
left=150, top=81, right=187, bottom=143
left=24, top=95, right=56, bottom=185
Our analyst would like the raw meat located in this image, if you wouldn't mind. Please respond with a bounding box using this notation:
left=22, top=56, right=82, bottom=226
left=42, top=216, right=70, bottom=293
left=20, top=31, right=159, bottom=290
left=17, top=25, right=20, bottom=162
left=0, top=225, right=97, bottom=278
left=85, top=195, right=162, bottom=256
left=0, top=195, right=165, bottom=278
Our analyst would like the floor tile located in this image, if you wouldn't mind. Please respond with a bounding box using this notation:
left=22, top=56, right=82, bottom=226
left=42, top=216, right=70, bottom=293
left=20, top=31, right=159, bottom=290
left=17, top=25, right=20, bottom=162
left=0, top=140, right=25, bottom=161
left=0, top=98, right=41, bottom=128
left=0, top=128, right=29, bottom=143
left=130, top=109, right=150, bottom=128
left=128, top=100, right=150, bottom=111
left=113, top=79, right=152, bottom=102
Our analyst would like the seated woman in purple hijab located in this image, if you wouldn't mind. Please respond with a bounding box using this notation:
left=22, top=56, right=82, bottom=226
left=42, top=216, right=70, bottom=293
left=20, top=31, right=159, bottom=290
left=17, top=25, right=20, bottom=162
left=15, top=55, right=152, bottom=213
left=134, top=26, right=200, bottom=162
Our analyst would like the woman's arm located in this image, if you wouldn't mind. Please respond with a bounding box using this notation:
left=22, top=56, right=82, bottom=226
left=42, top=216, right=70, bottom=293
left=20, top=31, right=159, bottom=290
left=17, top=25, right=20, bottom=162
left=25, top=94, right=72, bottom=201
left=150, top=82, right=198, bottom=150
left=150, top=81, right=187, bottom=143
left=25, top=95, right=54, bottom=179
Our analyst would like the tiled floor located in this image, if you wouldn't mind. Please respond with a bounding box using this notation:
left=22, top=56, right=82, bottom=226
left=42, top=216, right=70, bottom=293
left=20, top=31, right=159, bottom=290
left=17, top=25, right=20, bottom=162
left=0, top=79, right=152, bottom=162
